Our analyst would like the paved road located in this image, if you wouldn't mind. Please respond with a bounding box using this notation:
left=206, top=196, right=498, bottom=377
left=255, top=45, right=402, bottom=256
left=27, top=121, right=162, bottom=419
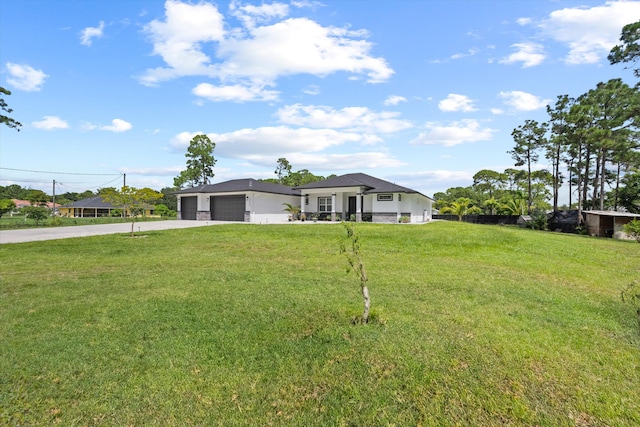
left=0, top=220, right=230, bottom=244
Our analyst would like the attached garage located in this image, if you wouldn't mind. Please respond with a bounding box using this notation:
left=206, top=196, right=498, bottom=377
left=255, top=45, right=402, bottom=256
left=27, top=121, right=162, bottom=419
left=174, top=179, right=300, bottom=223
left=210, top=195, right=246, bottom=221
left=180, top=196, right=197, bottom=220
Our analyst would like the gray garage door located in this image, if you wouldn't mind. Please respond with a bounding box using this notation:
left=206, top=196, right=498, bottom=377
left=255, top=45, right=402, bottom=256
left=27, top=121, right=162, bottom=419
left=210, top=195, right=245, bottom=221
left=180, top=196, right=197, bottom=220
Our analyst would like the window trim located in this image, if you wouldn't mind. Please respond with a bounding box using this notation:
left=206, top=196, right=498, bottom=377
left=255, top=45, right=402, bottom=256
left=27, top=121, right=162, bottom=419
left=318, top=196, right=332, bottom=212
left=377, top=194, right=393, bottom=201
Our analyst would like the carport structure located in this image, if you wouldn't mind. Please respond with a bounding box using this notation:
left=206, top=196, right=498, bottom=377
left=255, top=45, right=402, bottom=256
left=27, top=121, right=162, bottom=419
left=583, top=210, right=640, bottom=240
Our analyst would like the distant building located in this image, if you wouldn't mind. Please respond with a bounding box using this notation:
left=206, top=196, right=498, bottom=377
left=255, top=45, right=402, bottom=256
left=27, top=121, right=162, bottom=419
left=583, top=210, right=640, bottom=240
left=58, top=196, right=155, bottom=218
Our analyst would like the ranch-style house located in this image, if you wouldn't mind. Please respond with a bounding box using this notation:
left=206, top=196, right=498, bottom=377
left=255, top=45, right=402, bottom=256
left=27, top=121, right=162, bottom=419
left=174, top=173, right=434, bottom=224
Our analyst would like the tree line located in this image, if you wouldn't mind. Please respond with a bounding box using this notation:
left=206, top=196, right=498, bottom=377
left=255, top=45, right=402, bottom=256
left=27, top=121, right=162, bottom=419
left=436, top=20, right=640, bottom=218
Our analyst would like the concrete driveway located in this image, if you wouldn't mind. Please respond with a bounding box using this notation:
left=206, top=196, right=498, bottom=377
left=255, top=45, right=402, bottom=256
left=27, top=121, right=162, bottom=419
left=0, top=220, right=229, bottom=244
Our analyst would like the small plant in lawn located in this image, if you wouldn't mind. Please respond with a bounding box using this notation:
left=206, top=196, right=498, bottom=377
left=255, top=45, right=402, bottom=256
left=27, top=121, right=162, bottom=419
left=623, top=219, right=640, bottom=242
left=339, top=222, right=371, bottom=324
left=621, top=282, right=640, bottom=332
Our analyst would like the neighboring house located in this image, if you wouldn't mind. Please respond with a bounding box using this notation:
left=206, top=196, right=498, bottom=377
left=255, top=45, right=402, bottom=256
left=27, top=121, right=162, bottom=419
left=10, top=199, right=61, bottom=216
left=174, top=174, right=434, bottom=224
left=174, top=179, right=300, bottom=223
left=584, top=210, right=640, bottom=240
left=58, top=196, right=155, bottom=218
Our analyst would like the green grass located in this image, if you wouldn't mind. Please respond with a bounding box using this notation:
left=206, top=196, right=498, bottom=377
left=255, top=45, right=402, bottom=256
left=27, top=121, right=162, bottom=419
left=0, top=215, right=174, bottom=229
left=1, top=222, right=639, bottom=426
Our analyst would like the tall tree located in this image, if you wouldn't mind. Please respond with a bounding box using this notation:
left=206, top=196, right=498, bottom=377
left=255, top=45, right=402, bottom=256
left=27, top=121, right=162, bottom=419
left=0, top=86, right=22, bottom=131
left=608, top=20, right=640, bottom=78
left=581, top=79, right=638, bottom=209
left=174, top=134, right=216, bottom=188
left=274, top=158, right=292, bottom=184
left=473, top=169, right=505, bottom=214
left=618, top=170, right=640, bottom=213
left=546, top=95, right=573, bottom=212
left=509, top=120, right=547, bottom=214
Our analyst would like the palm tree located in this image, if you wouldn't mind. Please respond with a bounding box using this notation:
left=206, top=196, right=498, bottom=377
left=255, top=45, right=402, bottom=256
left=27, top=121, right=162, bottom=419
left=440, top=198, right=474, bottom=221
left=282, top=203, right=301, bottom=221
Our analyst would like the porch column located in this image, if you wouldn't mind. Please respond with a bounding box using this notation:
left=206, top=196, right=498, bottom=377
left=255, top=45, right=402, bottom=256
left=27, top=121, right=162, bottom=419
left=300, top=193, right=306, bottom=218
left=331, top=193, right=336, bottom=221
left=356, top=192, right=362, bottom=222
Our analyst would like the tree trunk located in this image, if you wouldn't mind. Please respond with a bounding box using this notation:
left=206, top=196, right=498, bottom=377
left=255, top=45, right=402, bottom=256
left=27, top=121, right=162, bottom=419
left=614, top=162, right=621, bottom=210
left=582, top=147, right=591, bottom=209
left=577, top=148, right=584, bottom=224
left=359, top=260, right=370, bottom=323
left=527, top=155, right=532, bottom=214
left=599, top=147, right=607, bottom=211
left=361, top=285, right=370, bottom=324
left=591, top=155, right=600, bottom=210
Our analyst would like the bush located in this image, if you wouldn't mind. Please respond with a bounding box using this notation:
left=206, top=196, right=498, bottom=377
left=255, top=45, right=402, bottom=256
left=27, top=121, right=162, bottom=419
left=623, top=219, right=640, bottom=242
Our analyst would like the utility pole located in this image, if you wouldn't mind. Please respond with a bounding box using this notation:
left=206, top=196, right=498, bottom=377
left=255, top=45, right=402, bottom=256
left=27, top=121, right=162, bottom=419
left=123, top=173, right=126, bottom=188
left=52, top=179, right=56, bottom=215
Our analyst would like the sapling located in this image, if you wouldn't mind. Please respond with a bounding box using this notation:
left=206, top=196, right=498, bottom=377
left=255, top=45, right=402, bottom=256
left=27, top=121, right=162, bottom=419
left=339, top=222, right=371, bottom=323
left=621, top=282, right=640, bottom=333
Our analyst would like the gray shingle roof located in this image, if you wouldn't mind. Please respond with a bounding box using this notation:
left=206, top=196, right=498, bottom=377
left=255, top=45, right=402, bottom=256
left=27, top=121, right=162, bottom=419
left=174, top=179, right=300, bottom=196
left=61, top=196, right=117, bottom=208
left=294, top=173, right=423, bottom=196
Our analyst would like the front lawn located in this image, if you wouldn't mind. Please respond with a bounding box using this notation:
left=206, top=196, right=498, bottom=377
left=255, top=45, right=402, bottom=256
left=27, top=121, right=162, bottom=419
left=0, top=215, right=174, bottom=230
left=1, top=222, right=638, bottom=425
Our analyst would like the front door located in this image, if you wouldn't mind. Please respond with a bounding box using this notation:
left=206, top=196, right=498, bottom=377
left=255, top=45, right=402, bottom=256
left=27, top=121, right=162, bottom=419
left=348, top=196, right=356, bottom=220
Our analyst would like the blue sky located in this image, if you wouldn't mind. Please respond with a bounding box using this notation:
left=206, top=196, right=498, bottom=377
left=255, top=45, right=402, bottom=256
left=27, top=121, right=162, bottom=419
left=1, top=0, right=638, bottom=201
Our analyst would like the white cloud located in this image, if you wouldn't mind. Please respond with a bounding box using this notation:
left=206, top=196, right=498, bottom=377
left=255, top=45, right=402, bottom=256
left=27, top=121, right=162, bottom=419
left=243, top=152, right=405, bottom=170
left=410, top=119, right=495, bottom=147
left=32, top=116, right=69, bottom=130
left=390, top=169, right=474, bottom=184
left=119, top=166, right=182, bottom=176
left=5, top=63, right=48, bottom=91
left=80, top=21, right=105, bottom=46
left=216, top=18, right=394, bottom=84
left=384, top=95, right=407, bottom=106
left=230, top=0, right=289, bottom=29
left=170, top=126, right=381, bottom=157
left=170, top=131, right=204, bottom=149
left=100, top=118, right=132, bottom=132
left=140, top=0, right=225, bottom=85
left=192, top=82, right=279, bottom=102
left=438, top=94, right=477, bottom=112
left=276, top=104, right=412, bottom=133
left=516, top=17, right=532, bottom=26
left=140, top=1, right=393, bottom=95
left=215, top=126, right=382, bottom=156
left=303, top=85, right=320, bottom=95
left=499, top=91, right=550, bottom=111
left=540, top=0, right=640, bottom=64
left=450, top=48, right=479, bottom=60
left=500, top=42, right=546, bottom=68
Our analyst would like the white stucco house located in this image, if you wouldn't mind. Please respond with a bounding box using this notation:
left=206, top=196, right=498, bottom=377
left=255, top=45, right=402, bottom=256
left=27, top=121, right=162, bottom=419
left=174, top=173, right=434, bottom=224
left=174, top=179, right=299, bottom=223
left=294, top=173, right=433, bottom=223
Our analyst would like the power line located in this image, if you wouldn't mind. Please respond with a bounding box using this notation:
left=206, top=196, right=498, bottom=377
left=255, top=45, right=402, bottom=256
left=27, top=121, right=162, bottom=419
left=0, top=167, right=122, bottom=176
